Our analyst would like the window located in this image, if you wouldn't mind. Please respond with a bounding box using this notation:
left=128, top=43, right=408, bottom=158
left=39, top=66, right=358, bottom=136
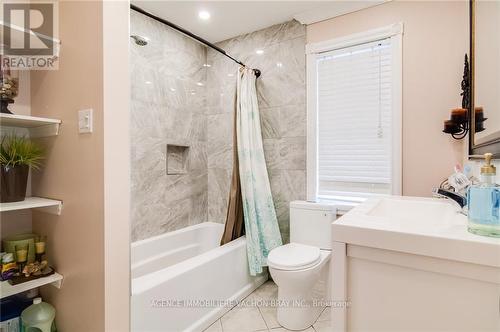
left=306, top=24, right=402, bottom=202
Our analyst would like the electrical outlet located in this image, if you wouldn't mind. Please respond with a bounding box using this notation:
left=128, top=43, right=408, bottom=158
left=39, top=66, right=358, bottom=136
left=78, top=109, right=93, bottom=134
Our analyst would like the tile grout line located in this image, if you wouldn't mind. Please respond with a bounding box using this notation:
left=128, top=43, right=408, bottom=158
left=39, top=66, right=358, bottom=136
left=219, top=318, right=224, bottom=332
left=256, top=305, right=270, bottom=332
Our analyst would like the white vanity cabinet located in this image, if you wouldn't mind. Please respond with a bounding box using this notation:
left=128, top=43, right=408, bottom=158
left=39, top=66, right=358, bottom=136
left=331, top=196, right=500, bottom=331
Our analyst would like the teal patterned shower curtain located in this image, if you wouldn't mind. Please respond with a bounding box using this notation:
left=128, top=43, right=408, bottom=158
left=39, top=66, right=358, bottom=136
left=236, top=67, right=283, bottom=276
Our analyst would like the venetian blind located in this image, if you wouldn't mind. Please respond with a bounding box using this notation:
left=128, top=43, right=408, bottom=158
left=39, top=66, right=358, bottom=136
left=316, top=38, right=393, bottom=197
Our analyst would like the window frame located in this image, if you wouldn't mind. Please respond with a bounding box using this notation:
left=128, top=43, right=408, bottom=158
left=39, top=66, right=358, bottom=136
left=306, top=23, right=404, bottom=202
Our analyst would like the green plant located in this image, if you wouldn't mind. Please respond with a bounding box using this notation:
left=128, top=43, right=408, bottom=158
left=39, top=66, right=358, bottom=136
left=0, top=135, right=44, bottom=170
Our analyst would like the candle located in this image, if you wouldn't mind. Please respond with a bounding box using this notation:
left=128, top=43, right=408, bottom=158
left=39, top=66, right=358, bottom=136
left=35, top=242, right=46, bottom=254
left=443, top=120, right=460, bottom=134
left=450, top=108, right=467, bottom=123
left=475, top=107, right=484, bottom=121
left=16, top=249, right=28, bottom=263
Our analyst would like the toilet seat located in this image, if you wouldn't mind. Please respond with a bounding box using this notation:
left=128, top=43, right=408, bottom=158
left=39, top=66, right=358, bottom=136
left=268, top=243, right=321, bottom=271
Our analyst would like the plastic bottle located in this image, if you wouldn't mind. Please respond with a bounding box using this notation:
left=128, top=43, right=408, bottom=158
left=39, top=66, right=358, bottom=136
left=20, top=297, right=56, bottom=332
left=467, top=153, right=500, bottom=237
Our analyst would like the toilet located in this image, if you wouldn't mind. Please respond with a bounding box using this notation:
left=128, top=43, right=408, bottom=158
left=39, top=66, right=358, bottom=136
left=268, top=201, right=337, bottom=331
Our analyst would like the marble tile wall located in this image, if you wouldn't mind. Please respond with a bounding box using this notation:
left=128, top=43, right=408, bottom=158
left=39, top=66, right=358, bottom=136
left=130, top=11, right=209, bottom=241
left=206, top=20, right=307, bottom=243
left=130, top=12, right=306, bottom=242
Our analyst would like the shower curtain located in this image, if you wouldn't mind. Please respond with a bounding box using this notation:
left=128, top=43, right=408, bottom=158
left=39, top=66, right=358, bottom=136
left=235, top=67, right=282, bottom=276
left=220, top=89, right=245, bottom=246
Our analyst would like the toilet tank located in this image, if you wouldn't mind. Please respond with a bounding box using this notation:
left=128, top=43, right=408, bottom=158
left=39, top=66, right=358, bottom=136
left=290, top=201, right=337, bottom=250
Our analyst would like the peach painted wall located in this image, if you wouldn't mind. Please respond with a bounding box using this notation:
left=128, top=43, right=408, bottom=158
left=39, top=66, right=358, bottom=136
left=307, top=0, right=468, bottom=197
left=30, top=1, right=105, bottom=331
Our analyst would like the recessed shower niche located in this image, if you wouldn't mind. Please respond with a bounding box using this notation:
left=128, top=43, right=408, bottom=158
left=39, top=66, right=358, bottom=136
left=166, top=144, right=189, bottom=175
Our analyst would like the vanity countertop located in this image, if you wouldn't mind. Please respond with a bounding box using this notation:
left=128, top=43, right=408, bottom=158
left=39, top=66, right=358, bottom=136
left=333, top=196, right=500, bottom=268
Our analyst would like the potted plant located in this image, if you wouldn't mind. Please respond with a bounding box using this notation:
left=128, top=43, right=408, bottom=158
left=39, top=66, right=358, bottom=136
left=0, top=136, right=43, bottom=203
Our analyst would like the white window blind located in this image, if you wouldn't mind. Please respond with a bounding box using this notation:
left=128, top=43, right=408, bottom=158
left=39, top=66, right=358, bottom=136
left=316, top=38, right=393, bottom=198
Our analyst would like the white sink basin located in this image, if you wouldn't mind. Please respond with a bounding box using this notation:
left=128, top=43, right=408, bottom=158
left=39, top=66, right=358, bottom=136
left=367, top=197, right=459, bottom=226
left=368, top=198, right=460, bottom=222
left=333, top=196, right=500, bottom=268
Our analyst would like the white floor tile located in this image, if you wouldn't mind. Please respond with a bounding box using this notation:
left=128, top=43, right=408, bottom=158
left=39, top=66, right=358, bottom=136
left=317, top=306, right=331, bottom=322
left=221, top=306, right=268, bottom=332
left=204, top=319, right=223, bottom=332
left=251, top=280, right=278, bottom=302
left=213, top=281, right=331, bottom=332
left=312, top=319, right=331, bottom=332
left=259, top=305, right=281, bottom=329
left=270, top=327, right=314, bottom=332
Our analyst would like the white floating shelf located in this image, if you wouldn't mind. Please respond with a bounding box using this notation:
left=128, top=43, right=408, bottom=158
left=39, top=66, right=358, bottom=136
left=0, top=113, right=62, bottom=137
left=0, top=273, right=63, bottom=299
left=0, top=197, right=63, bottom=215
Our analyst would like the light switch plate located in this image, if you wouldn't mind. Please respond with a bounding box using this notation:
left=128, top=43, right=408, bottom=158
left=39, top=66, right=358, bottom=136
left=78, top=109, right=93, bottom=134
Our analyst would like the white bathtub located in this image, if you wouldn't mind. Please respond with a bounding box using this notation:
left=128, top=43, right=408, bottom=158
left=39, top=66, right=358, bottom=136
left=131, top=222, right=268, bottom=332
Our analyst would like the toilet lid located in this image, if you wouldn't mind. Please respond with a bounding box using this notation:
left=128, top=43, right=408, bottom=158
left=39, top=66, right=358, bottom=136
left=267, top=243, right=321, bottom=271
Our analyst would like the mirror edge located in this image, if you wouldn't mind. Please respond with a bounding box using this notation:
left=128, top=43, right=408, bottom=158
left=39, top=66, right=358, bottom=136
left=468, top=0, right=500, bottom=159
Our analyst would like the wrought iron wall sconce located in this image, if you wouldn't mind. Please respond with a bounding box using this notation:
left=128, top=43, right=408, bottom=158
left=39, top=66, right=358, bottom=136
left=443, top=107, right=486, bottom=140
left=442, top=54, right=487, bottom=140
left=443, top=108, right=469, bottom=139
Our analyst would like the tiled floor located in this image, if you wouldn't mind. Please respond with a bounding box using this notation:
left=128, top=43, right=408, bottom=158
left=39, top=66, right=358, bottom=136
left=204, top=281, right=331, bottom=332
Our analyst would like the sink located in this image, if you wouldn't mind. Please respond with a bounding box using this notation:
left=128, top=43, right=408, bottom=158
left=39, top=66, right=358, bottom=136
left=331, top=196, right=500, bottom=331
left=333, top=196, right=500, bottom=268
left=367, top=197, right=460, bottom=227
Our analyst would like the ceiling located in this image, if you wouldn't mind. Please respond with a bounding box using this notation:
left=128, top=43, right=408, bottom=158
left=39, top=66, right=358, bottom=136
left=131, top=1, right=385, bottom=43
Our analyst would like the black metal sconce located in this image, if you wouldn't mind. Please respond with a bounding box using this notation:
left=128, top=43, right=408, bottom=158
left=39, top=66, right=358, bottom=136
left=443, top=108, right=469, bottom=139
left=443, top=54, right=487, bottom=140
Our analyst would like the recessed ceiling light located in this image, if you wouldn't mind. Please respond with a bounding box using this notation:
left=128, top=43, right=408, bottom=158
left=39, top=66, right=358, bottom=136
left=170, top=87, right=176, bottom=92
left=196, top=82, right=204, bottom=86
left=255, top=49, right=264, bottom=55
left=198, top=11, right=210, bottom=20
left=145, top=81, right=152, bottom=85
left=203, top=63, right=212, bottom=67
left=276, top=62, right=283, bottom=68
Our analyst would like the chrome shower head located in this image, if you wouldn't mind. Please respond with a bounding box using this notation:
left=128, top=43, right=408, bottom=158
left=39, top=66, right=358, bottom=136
left=130, top=35, right=148, bottom=46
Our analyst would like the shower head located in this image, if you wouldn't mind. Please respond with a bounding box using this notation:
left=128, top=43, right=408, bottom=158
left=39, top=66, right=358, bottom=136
left=130, top=35, right=148, bottom=46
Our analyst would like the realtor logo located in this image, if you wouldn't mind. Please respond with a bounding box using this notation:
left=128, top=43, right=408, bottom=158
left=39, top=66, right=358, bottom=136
left=1, top=1, right=59, bottom=69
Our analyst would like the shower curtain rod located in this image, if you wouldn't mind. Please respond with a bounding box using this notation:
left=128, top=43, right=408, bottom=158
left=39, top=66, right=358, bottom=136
left=130, top=4, right=261, bottom=78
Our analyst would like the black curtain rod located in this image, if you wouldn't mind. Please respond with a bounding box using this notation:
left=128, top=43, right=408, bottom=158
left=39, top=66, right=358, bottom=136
left=130, top=4, right=261, bottom=78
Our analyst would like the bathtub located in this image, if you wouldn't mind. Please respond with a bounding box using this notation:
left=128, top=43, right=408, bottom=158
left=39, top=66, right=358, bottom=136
left=131, top=222, right=268, bottom=332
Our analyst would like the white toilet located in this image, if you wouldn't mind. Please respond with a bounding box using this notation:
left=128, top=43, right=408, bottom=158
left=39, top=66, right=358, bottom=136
left=268, top=201, right=336, bottom=331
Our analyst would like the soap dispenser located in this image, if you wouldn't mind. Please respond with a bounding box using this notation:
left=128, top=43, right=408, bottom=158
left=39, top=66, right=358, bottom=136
left=467, top=153, right=499, bottom=237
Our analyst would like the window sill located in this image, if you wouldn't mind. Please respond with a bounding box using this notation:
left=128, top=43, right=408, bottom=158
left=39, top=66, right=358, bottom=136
left=316, top=192, right=393, bottom=215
